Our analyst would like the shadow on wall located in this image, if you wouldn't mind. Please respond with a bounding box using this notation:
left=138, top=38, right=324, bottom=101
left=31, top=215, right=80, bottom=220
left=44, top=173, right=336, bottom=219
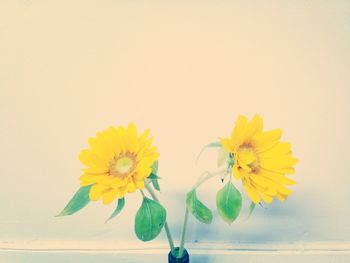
left=168, top=188, right=338, bottom=244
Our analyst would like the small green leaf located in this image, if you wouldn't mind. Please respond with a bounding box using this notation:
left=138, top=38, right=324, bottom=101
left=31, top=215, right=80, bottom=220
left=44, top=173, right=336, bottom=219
left=196, top=141, right=222, bottom=163
left=134, top=197, right=166, bottom=241
left=217, top=147, right=229, bottom=168
left=186, top=189, right=213, bottom=224
left=216, top=182, right=242, bottom=224
left=148, top=173, right=161, bottom=191
left=105, top=198, right=125, bottom=223
left=148, top=161, right=161, bottom=191
left=152, top=160, right=159, bottom=175
left=247, top=202, right=256, bottom=219
left=57, top=185, right=92, bottom=216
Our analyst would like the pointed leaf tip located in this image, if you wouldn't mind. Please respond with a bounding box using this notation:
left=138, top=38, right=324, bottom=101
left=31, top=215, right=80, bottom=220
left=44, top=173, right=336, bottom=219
left=105, top=198, right=125, bottom=223
left=247, top=202, right=256, bottom=220
left=57, top=185, right=92, bottom=217
left=148, top=173, right=161, bottom=191
left=149, top=161, right=161, bottom=191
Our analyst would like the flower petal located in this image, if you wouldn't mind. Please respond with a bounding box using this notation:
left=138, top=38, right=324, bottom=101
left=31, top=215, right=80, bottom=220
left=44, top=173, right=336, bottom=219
left=254, top=129, right=282, bottom=152
left=230, top=115, right=248, bottom=148
left=259, top=142, right=292, bottom=158
left=89, top=184, right=109, bottom=201
left=243, top=179, right=261, bottom=204
left=102, top=189, right=118, bottom=204
left=245, top=114, right=263, bottom=140
left=232, top=165, right=244, bottom=179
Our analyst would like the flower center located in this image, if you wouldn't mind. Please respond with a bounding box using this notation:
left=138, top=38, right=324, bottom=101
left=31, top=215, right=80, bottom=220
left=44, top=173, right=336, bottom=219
left=236, top=145, right=260, bottom=173
left=109, top=153, right=136, bottom=178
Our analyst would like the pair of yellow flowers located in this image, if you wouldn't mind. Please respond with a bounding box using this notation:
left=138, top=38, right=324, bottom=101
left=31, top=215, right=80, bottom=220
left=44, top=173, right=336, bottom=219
left=79, top=115, right=298, bottom=205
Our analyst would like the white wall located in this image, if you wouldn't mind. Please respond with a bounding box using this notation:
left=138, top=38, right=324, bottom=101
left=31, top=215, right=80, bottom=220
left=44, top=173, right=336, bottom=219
left=0, top=0, right=349, bottom=250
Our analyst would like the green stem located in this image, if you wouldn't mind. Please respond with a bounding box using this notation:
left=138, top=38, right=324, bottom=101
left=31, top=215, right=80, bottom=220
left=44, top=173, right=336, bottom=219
left=139, top=189, right=146, bottom=198
left=144, top=181, right=175, bottom=254
left=193, top=169, right=226, bottom=189
left=178, top=207, right=189, bottom=257
left=178, top=168, right=226, bottom=257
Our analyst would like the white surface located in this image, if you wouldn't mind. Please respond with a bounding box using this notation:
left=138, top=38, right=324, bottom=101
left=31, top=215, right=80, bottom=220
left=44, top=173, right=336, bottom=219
left=0, top=2, right=350, bottom=262
left=1, top=243, right=350, bottom=263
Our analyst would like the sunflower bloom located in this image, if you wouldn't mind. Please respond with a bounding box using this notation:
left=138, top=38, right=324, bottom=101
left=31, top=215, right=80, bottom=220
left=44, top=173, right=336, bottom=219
left=220, top=115, right=298, bottom=204
left=79, top=123, right=159, bottom=204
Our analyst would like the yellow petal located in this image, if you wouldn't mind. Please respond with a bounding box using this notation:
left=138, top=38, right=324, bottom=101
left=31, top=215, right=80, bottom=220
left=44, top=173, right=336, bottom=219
left=79, top=149, right=109, bottom=172
left=126, top=178, right=137, bottom=193
left=110, top=177, right=129, bottom=188
left=126, top=123, right=139, bottom=153
left=243, top=179, right=261, bottom=204
left=89, top=184, right=109, bottom=201
left=134, top=179, right=145, bottom=189
left=220, top=138, right=233, bottom=152
left=260, top=156, right=298, bottom=172
left=238, top=151, right=256, bottom=164
left=250, top=178, right=277, bottom=196
left=259, top=169, right=296, bottom=185
left=116, top=186, right=128, bottom=198
left=141, top=150, right=160, bottom=164
left=116, top=126, right=126, bottom=153
left=137, top=137, right=153, bottom=158
left=250, top=174, right=278, bottom=190
left=80, top=174, right=101, bottom=186
left=232, top=165, right=244, bottom=179
left=102, top=189, right=118, bottom=204
left=245, top=114, right=263, bottom=140
left=259, top=191, right=273, bottom=204
left=88, top=136, right=114, bottom=161
left=277, top=186, right=292, bottom=196
left=99, top=175, right=118, bottom=186
left=259, top=142, right=292, bottom=158
left=139, top=128, right=150, bottom=143
left=276, top=193, right=288, bottom=201
left=254, top=129, right=282, bottom=152
left=230, top=115, right=248, bottom=148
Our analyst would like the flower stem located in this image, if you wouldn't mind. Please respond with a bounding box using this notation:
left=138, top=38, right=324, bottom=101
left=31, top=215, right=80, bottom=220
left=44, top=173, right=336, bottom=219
left=144, top=181, right=175, bottom=254
left=178, top=168, right=226, bottom=257
left=139, top=189, right=146, bottom=198
left=193, top=169, right=226, bottom=189
left=178, top=207, right=189, bottom=257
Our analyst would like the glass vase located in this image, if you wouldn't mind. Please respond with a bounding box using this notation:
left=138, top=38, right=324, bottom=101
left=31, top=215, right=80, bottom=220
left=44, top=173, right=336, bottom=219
left=168, top=247, right=189, bottom=263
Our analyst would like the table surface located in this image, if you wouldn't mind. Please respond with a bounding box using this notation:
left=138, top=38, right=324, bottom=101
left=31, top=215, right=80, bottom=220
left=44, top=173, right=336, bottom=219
left=1, top=250, right=350, bottom=263
left=1, top=243, right=350, bottom=263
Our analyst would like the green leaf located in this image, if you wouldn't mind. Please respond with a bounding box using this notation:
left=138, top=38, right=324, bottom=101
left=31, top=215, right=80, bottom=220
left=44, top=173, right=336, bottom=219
left=148, top=173, right=161, bottom=191
left=216, top=182, right=242, bottom=224
left=105, top=198, right=125, bottom=223
left=217, top=147, right=229, bottom=168
left=134, top=197, right=166, bottom=242
left=247, top=202, right=256, bottom=219
left=57, top=185, right=92, bottom=216
left=152, top=160, right=159, bottom=175
left=148, top=160, right=161, bottom=191
left=186, top=189, right=213, bottom=224
left=196, top=141, right=222, bottom=163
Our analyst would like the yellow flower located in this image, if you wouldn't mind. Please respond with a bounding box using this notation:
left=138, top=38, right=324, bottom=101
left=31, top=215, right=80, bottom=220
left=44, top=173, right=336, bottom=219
left=79, top=123, right=159, bottom=204
left=220, top=115, right=298, bottom=204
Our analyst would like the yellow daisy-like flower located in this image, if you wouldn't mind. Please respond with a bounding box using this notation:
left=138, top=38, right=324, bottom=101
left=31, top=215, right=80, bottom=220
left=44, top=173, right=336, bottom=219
left=220, top=115, right=298, bottom=204
left=79, top=123, right=159, bottom=204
